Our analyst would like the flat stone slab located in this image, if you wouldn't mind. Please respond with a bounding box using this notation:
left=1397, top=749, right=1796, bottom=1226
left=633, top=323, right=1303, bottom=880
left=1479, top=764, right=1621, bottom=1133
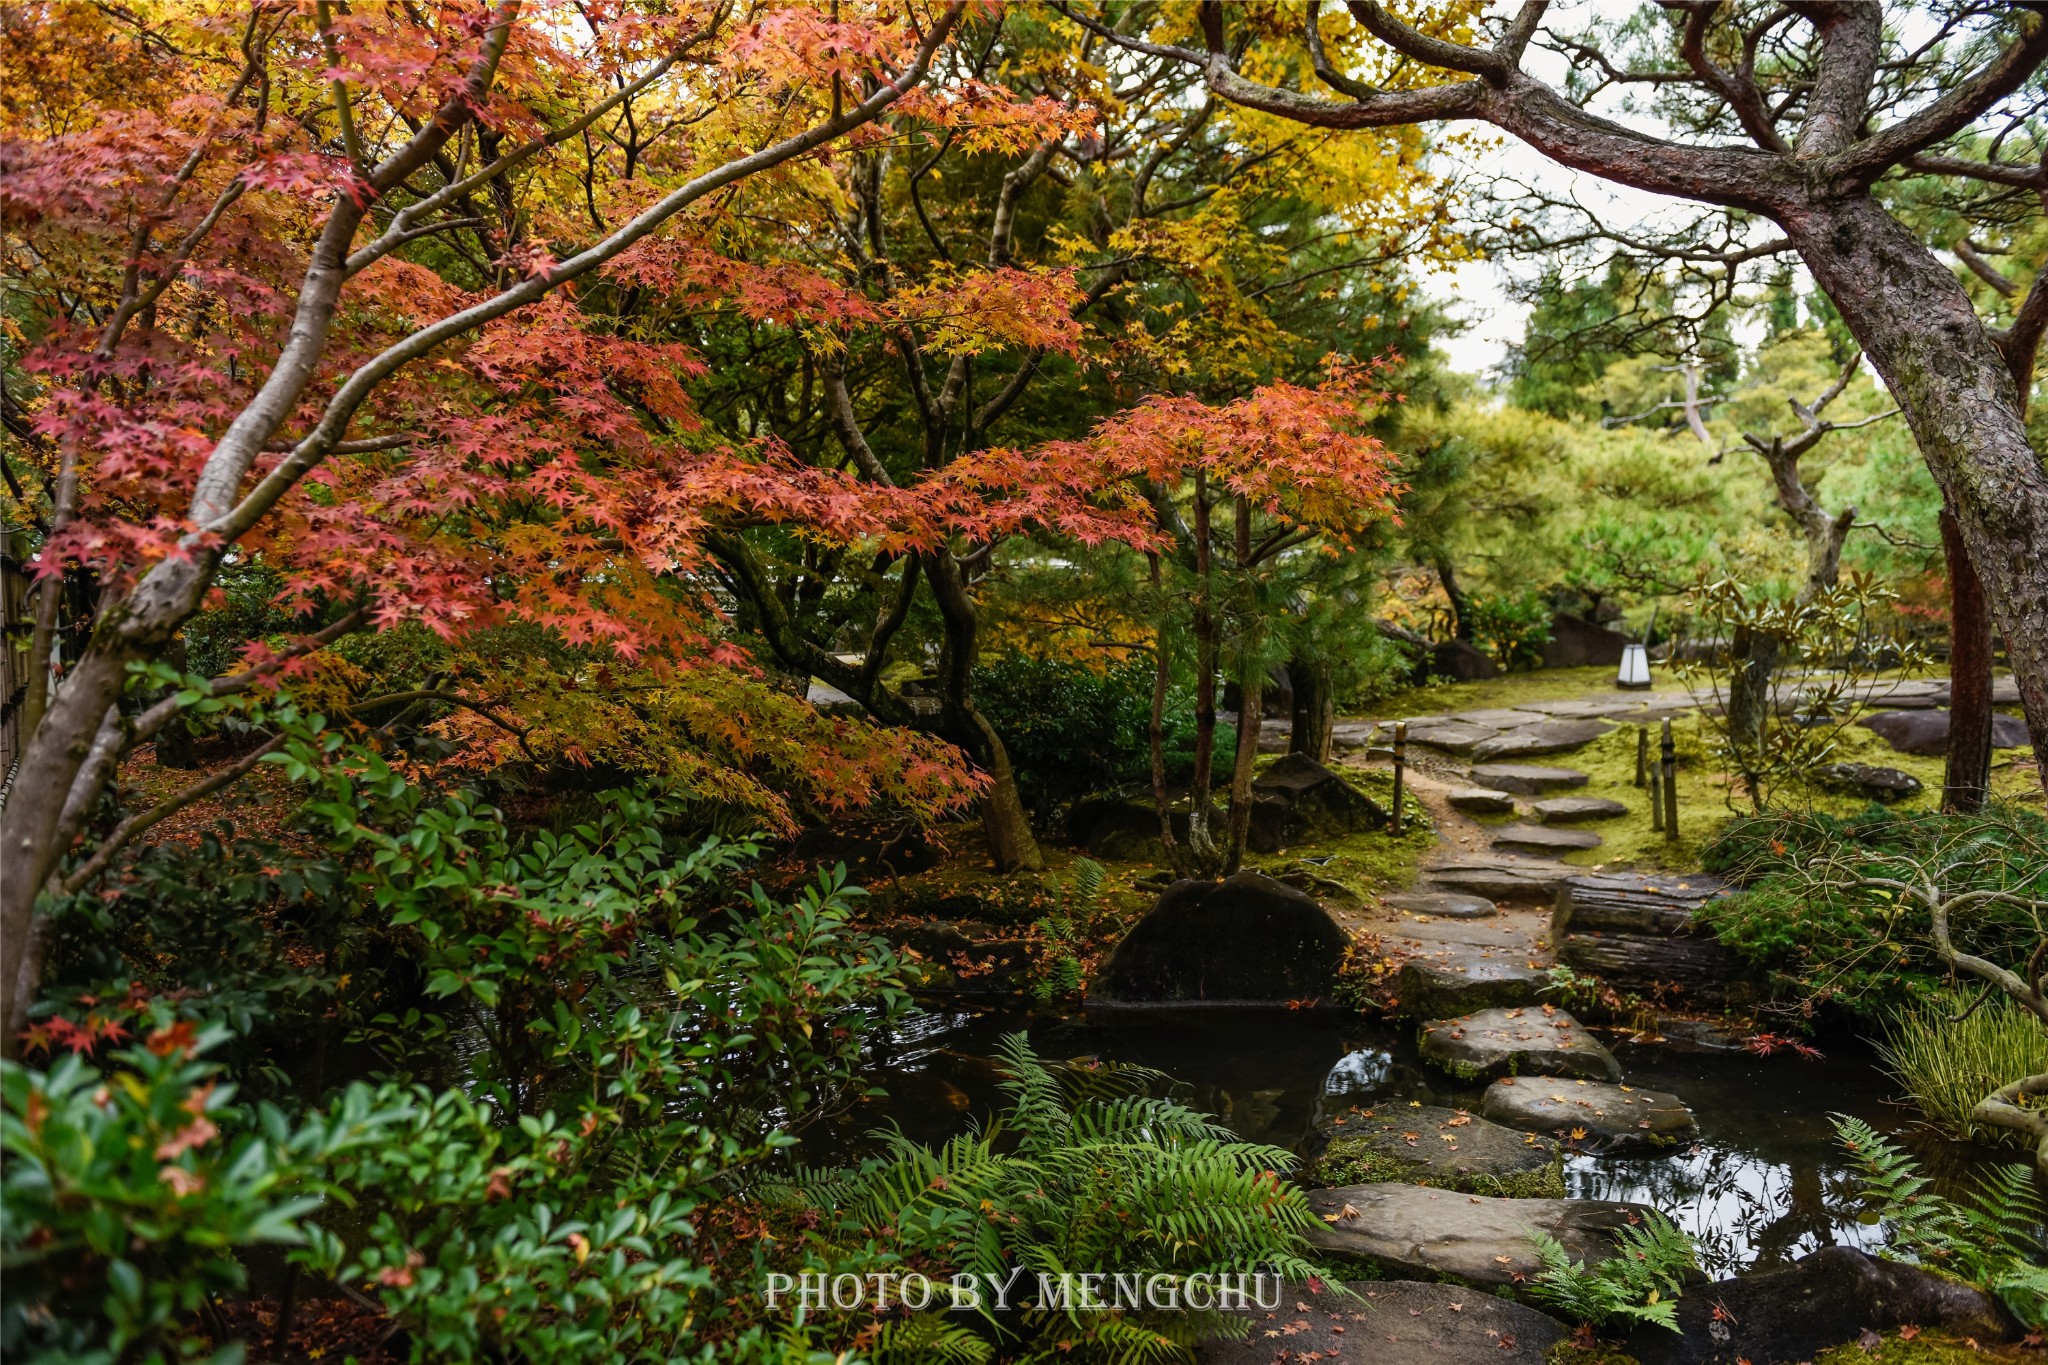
left=1532, top=795, right=1629, bottom=824
left=1306, top=1183, right=1651, bottom=1286
left=1199, top=1280, right=1566, bottom=1365
left=1470, top=763, right=1588, bottom=795
left=1858, top=708, right=2030, bottom=756
left=1447, top=708, right=1551, bottom=729
left=1491, top=823, right=1602, bottom=853
left=1446, top=787, right=1516, bottom=814
left=1402, top=720, right=1497, bottom=755
left=1481, top=1078, right=1697, bottom=1155
left=1424, top=860, right=1571, bottom=902
left=1418, top=1006, right=1623, bottom=1082
left=1393, top=949, right=1552, bottom=1019
left=1382, top=891, right=1496, bottom=919
left=1308, top=1103, right=1561, bottom=1195
left=1471, top=719, right=1616, bottom=761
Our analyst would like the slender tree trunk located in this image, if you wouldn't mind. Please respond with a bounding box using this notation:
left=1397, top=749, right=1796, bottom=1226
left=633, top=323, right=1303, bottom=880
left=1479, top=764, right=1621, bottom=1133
left=1289, top=655, right=1334, bottom=763
left=1224, top=666, right=1263, bottom=874
left=1186, top=475, right=1217, bottom=862
left=1148, top=555, right=1177, bottom=848
left=1941, top=506, right=1996, bottom=813
left=924, top=548, right=1043, bottom=871
left=1434, top=552, right=1474, bottom=641
left=1783, top=194, right=2048, bottom=787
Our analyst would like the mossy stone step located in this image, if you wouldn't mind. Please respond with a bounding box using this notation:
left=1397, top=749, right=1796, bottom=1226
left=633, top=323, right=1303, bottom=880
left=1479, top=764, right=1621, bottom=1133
left=1447, top=787, right=1516, bottom=814
left=1491, top=823, right=1602, bottom=853
left=1382, top=891, right=1496, bottom=919
left=1470, top=763, right=1588, bottom=794
left=1480, top=1077, right=1698, bottom=1155
left=1532, top=795, right=1630, bottom=824
left=1417, top=1005, right=1622, bottom=1082
left=1304, top=1102, right=1562, bottom=1197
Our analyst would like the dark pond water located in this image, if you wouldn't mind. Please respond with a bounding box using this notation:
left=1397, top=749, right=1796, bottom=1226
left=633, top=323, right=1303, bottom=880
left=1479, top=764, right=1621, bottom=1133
left=803, top=1003, right=2016, bottom=1278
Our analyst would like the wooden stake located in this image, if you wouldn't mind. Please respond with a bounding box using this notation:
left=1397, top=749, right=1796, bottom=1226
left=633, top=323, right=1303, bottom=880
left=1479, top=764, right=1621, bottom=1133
left=1635, top=725, right=1648, bottom=788
left=1661, top=718, right=1679, bottom=842
left=1391, top=721, right=1407, bottom=836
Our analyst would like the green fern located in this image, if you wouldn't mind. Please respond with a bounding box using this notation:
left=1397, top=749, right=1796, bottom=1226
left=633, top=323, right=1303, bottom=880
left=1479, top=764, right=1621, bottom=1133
left=1832, top=1113, right=2048, bottom=1329
left=791, top=1033, right=1342, bottom=1362
left=1524, top=1212, right=1696, bottom=1332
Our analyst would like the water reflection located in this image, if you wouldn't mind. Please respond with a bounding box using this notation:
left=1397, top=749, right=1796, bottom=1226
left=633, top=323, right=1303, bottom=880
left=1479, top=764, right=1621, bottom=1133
left=810, top=1004, right=2012, bottom=1275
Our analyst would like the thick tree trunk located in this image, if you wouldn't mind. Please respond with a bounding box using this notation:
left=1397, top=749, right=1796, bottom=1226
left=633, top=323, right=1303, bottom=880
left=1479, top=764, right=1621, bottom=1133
left=1289, top=656, right=1334, bottom=763
left=1223, top=668, right=1263, bottom=874
left=1941, top=506, right=1996, bottom=813
left=1783, top=194, right=2048, bottom=786
left=1434, top=553, right=1474, bottom=641
left=925, top=548, right=1042, bottom=872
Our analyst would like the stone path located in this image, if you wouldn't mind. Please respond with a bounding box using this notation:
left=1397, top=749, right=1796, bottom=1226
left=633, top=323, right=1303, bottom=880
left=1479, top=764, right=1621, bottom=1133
left=1199, top=1280, right=1565, bottom=1364
left=1481, top=1077, right=1698, bottom=1155
left=1306, top=1183, right=1653, bottom=1285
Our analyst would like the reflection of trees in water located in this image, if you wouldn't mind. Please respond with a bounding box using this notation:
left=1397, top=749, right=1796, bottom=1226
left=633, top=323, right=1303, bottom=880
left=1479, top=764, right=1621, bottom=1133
left=1568, top=1146, right=1886, bottom=1278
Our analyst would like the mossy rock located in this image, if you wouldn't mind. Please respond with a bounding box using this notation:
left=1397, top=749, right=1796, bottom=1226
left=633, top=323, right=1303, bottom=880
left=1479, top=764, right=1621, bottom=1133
left=1304, top=1103, right=1565, bottom=1198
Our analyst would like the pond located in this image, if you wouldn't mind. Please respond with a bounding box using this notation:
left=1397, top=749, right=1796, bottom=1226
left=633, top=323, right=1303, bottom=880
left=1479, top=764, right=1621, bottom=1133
left=805, top=1003, right=2014, bottom=1279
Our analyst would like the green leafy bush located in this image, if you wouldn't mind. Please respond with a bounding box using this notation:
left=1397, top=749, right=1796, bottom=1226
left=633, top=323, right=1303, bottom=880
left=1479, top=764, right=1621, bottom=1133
left=1833, top=1114, right=2048, bottom=1329
left=1699, top=804, right=2048, bottom=1023
left=1, top=1023, right=411, bottom=1365
left=778, top=1033, right=1339, bottom=1363
left=1464, top=591, right=1553, bottom=671
left=1525, top=1212, right=1698, bottom=1333
left=973, top=656, right=1218, bottom=812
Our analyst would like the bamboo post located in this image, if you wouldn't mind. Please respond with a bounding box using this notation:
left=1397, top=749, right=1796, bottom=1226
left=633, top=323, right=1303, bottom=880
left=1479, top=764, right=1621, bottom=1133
left=1391, top=721, right=1407, bottom=836
left=1634, top=725, right=1648, bottom=787
left=1661, top=718, right=1679, bottom=842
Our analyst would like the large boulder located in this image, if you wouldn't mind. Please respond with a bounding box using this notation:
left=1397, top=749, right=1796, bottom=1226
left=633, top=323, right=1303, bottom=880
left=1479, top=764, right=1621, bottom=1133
left=1307, top=1183, right=1653, bottom=1286
left=1417, top=1006, right=1623, bottom=1082
left=1304, top=1102, right=1563, bottom=1197
left=1068, top=796, right=1175, bottom=862
left=1090, top=871, right=1351, bottom=1004
left=1858, top=707, right=2030, bottom=757
left=1198, top=1280, right=1567, bottom=1365
left=1622, top=1246, right=2020, bottom=1364
left=1430, top=638, right=1500, bottom=681
left=1481, top=1077, right=1697, bottom=1155
left=1542, top=612, right=1629, bottom=668
left=1247, top=753, right=1387, bottom=853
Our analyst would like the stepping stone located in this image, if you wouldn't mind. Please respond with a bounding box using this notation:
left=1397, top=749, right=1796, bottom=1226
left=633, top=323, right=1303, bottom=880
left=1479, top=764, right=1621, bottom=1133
left=1417, top=1006, right=1623, bottom=1082
left=1382, top=891, right=1495, bottom=919
left=1424, top=860, right=1570, bottom=902
left=1329, top=721, right=1381, bottom=750
left=1198, top=1279, right=1566, bottom=1365
left=1470, top=763, right=1588, bottom=795
left=1306, top=1103, right=1561, bottom=1197
left=1393, top=947, right=1551, bottom=1019
left=1401, top=720, right=1497, bottom=754
left=1858, top=708, right=2030, bottom=756
left=1471, top=719, right=1616, bottom=761
left=1448, top=708, right=1550, bottom=729
left=1446, top=786, right=1516, bottom=814
left=1481, top=1078, right=1698, bottom=1155
left=1491, top=823, right=1602, bottom=853
left=1531, top=795, right=1628, bottom=824
left=1305, top=1183, right=1651, bottom=1286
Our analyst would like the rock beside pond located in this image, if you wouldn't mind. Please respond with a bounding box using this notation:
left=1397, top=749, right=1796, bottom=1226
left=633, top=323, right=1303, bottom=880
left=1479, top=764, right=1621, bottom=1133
left=1394, top=949, right=1551, bottom=1020
left=1306, top=1183, right=1652, bottom=1287
left=1532, top=795, right=1630, bottom=824
left=1198, top=1279, right=1566, bottom=1365
left=1621, top=1245, right=2021, bottom=1364
left=1480, top=1077, right=1697, bottom=1154
left=1447, top=786, right=1517, bottom=813
left=1816, top=761, right=1923, bottom=802
left=1304, top=1103, right=1562, bottom=1197
left=1858, top=707, right=2030, bottom=757
left=1247, top=753, right=1388, bottom=852
left=1470, top=763, right=1588, bottom=794
left=1382, top=891, right=1496, bottom=919
left=1068, top=795, right=1174, bottom=861
left=1418, top=1006, right=1623, bottom=1082
left=1091, top=871, right=1350, bottom=1004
